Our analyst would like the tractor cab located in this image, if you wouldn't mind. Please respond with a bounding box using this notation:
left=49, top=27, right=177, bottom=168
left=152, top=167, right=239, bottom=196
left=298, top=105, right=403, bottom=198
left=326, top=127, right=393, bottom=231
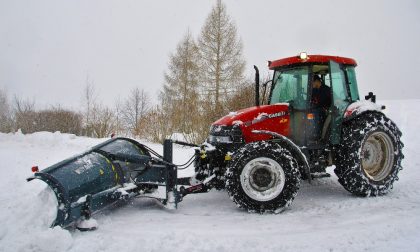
left=266, top=53, right=360, bottom=148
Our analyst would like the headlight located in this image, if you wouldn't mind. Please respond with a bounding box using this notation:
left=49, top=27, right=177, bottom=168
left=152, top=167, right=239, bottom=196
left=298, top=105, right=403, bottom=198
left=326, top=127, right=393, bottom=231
left=208, top=135, right=233, bottom=144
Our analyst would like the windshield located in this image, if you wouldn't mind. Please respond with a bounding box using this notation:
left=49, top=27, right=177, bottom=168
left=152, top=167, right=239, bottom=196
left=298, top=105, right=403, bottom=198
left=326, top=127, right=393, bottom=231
left=269, top=67, right=309, bottom=109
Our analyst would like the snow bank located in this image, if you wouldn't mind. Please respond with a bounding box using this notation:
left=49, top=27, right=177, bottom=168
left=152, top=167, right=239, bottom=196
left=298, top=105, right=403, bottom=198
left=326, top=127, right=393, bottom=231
left=0, top=178, right=72, bottom=252
left=0, top=100, right=419, bottom=252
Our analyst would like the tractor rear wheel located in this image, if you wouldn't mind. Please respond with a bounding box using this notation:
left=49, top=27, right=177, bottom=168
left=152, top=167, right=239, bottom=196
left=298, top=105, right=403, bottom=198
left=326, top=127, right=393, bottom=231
left=225, top=141, right=301, bottom=213
left=334, top=112, right=403, bottom=196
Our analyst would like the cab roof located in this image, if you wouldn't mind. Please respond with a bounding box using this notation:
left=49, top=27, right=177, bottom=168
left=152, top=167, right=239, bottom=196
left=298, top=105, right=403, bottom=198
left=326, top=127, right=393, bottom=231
left=268, top=54, right=357, bottom=70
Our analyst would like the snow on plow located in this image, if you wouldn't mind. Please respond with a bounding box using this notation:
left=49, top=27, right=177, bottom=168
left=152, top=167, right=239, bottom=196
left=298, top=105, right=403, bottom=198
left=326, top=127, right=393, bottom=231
left=27, top=137, right=181, bottom=230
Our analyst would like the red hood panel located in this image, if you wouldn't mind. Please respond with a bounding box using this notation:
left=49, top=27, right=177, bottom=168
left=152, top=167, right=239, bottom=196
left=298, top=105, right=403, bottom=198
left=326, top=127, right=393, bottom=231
left=213, top=104, right=290, bottom=142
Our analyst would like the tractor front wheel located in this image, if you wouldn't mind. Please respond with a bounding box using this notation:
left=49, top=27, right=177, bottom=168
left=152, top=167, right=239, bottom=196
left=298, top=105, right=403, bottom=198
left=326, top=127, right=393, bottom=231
left=334, top=112, right=404, bottom=196
left=225, top=141, right=301, bottom=213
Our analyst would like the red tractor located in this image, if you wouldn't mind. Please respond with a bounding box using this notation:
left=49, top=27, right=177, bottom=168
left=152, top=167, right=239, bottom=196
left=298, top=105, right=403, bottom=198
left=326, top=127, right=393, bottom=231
left=191, top=53, right=404, bottom=213
left=29, top=53, right=404, bottom=229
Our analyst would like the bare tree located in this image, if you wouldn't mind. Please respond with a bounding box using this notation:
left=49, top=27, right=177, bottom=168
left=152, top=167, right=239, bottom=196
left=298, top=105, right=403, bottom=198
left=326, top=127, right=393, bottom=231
left=13, top=95, right=36, bottom=133
left=0, top=88, right=13, bottom=132
left=121, top=88, right=150, bottom=136
left=161, top=30, right=201, bottom=141
left=82, top=77, right=98, bottom=136
left=113, top=97, right=125, bottom=136
left=137, top=105, right=171, bottom=143
left=152, top=1, right=247, bottom=143
left=13, top=95, right=35, bottom=115
left=89, top=104, right=116, bottom=138
left=198, top=0, right=246, bottom=118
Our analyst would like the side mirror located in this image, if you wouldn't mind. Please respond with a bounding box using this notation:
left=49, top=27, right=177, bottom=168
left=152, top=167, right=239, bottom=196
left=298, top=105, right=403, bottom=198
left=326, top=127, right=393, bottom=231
left=261, top=79, right=273, bottom=106
left=365, top=92, right=376, bottom=103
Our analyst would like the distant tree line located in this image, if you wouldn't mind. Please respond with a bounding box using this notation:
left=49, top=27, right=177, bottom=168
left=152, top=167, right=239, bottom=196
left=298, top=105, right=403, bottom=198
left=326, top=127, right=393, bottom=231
left=0, top=0, right=267, bottom=143
left=0, top=85, right=151, bottom=139
left=0, top=93, right=82, bottom=135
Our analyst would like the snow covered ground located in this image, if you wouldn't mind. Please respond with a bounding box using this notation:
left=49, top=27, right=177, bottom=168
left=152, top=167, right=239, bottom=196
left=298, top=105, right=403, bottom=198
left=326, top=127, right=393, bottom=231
left=0, top=100, right=419, bottom=252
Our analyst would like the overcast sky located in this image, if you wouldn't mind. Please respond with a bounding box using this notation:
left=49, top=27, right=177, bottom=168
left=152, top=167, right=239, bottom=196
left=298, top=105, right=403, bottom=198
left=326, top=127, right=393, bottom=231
left=1, top=0, right=419, bottom=110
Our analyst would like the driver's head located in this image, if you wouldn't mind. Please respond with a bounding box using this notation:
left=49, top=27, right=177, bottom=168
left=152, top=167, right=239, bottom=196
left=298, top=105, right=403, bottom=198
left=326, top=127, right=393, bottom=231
left=312, top=75, right=322, bottom=89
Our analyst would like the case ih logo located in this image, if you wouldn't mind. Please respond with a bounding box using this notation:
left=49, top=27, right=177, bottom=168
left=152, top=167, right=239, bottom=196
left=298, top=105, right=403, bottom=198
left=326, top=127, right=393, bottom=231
left=267, top=111, right=287, bottom=119
left=246, top=111, right=288, bottom=126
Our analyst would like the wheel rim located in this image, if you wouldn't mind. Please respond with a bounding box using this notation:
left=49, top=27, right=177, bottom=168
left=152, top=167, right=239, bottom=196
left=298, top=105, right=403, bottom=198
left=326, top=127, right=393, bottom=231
left=240, top=157, right=285, bottom=201
left=361, top=131, right=395, bottom=181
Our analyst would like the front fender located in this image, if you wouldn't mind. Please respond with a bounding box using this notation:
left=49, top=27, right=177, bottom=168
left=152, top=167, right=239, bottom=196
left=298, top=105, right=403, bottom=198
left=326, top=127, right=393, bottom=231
left=251, top=130, right=311, bottom=183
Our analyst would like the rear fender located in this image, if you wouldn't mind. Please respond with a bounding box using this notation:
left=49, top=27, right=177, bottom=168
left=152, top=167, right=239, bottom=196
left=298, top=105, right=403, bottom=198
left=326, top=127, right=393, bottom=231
left=343, top=100, right=384, bottom=122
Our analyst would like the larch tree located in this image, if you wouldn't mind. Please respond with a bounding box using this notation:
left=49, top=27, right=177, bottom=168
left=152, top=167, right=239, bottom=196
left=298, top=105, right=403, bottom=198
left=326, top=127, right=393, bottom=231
left=162, top=30, right=200, bottom=142
left=198, top=0, right=246, bottom=119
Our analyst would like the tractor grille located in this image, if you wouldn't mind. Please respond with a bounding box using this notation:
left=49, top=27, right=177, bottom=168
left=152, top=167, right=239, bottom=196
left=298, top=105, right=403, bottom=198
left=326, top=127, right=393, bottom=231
left=209, top=125, right=244, bottom=144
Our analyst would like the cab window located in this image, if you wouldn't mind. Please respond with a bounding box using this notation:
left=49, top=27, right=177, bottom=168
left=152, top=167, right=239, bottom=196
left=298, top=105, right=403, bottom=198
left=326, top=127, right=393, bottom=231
left=270, top=66, right=309, bottom=109
left=345, top=66, right=359, bottom=101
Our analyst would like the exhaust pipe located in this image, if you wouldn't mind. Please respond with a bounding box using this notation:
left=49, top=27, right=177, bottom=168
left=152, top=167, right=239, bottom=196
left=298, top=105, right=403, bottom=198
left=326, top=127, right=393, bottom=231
left=254, top=65, right=260, bottom=106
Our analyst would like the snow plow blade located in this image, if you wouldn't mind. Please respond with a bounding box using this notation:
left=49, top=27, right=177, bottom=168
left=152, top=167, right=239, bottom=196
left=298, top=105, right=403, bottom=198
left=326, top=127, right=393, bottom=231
left=27, top=137, right=180, bottom=229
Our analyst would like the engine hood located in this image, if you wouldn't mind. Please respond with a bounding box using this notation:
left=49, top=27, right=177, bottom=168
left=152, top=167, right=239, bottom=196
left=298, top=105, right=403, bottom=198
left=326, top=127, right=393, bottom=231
left=214, top=104, right=289, bottom=126
left=212, top=103, right=290, bottom=143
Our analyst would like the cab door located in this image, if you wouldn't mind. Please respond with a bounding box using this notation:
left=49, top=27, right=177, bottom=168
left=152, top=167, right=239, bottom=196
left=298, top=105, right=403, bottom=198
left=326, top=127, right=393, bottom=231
left=328, top=60, right=350, bottom=144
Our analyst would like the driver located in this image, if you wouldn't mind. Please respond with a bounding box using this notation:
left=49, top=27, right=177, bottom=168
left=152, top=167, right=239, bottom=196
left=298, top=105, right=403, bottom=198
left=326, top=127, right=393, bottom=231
left=310, top=74, right=331, bottom=141
left=311, top=74, right=331, bottom=110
